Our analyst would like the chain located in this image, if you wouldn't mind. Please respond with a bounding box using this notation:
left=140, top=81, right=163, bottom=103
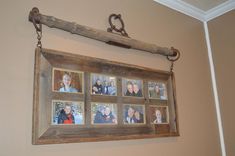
left=170, top=61, right=174, bottom=72
left=167, top=47, right=180, bottom=73
left=35, top=23, right=42, bottom=48
left=36, top=28, right=42, bottom=48
left=32, top=14, right=42, bottom=48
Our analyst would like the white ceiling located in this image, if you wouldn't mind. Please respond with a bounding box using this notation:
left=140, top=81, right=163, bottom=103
left=154, top=0, right=235, bottom=21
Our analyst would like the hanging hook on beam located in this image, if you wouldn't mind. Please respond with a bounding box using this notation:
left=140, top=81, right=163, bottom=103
left=28, top=7, right=180, bottom=58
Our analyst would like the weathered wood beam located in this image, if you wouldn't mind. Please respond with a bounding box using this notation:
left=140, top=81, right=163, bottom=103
left=29, top=7, right=178, bottom=57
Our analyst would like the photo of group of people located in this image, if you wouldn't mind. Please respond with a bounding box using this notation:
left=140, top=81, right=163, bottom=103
left=91, top=74, right=117, bottom=96
left=52, top=68, right=168, bottom=100
left=53, top=68, right=83, bottom=93
left=52, top=100, right=84, bottom=125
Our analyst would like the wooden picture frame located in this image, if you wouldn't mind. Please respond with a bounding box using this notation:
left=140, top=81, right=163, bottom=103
left=32, top=48, right=179, bottom=144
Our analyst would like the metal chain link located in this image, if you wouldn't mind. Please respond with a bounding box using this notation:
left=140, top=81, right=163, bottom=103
left=167, top=47, right=180, bottom=73
left=32, top=15, right=42, bottom=48
left=170, top=61, right=174, bottom=72
left=36, top=28, right=42, bottom=48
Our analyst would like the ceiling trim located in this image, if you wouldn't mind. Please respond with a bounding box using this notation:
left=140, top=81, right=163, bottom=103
left=205, top=0, right=235, bottom=21
left=154, top=0, right=235, bottom=22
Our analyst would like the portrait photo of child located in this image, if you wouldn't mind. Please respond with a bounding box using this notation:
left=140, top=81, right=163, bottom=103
left=52, top=68, right=83, bottom=93
left=52, top=100, right=84, bottom=125
left=149, top=106, right=169, bottom=124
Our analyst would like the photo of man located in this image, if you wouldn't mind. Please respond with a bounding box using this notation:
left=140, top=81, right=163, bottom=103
left=52, top=100, right=84, bottom=125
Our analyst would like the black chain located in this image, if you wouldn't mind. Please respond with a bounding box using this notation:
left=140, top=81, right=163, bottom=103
left=36, top=28, right=42, bottom=48
left=32, top=15, right=42, bottom=48
left=35, top=23, right=42, bottom=48
left=167, top=47, right=180, bottom=73
left=170, top=61, right=174, bottom=72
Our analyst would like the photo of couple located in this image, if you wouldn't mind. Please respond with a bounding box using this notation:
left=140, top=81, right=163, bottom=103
left=91, top=74, right=117, bottom=96
left=91, top=103, right=117, bottom=125
left=122, top=78, right=143, bottom=97
left=123, top=104, right=145, bottom=124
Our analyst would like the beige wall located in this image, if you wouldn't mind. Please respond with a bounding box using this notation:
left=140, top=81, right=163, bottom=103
left=0, top=0, right=221, bottom=156
left=208, top=10, right=235, bottom=156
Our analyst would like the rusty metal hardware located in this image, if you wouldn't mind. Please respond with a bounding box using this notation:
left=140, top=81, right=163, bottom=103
left=167, top=47, right=180, bottom=72
left=107, top=14, right=129, bottom=37
left=29, top=7, right=42, bottom=48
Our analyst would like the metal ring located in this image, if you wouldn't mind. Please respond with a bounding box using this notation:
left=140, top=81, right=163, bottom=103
left=32, top=17, right=42, bottom=32
left=109, top=14, right=125, bottom=33
left=30, top=7, right=42, bottom=32
left=108, top=14, right=129, bottom=37
left=167, top=47, right=180, bottom=62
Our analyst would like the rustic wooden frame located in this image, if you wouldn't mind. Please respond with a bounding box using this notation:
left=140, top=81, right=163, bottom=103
left=32, top=47, right=179, bottom=145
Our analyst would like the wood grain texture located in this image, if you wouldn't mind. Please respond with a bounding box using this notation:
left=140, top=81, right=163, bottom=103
left=32, top=48, right=179, bottom=144
left=29, top=8, right=176, bottom=57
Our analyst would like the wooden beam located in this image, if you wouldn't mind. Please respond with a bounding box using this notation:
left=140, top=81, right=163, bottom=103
left=29, top=7, right=178, bottom=57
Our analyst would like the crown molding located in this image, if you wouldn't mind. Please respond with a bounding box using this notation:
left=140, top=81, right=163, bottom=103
left=154, top=0, right=235, bottom=22
left=205, top=0, right=235, bottom=21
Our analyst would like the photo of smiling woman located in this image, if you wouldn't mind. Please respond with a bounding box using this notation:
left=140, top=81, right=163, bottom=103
left=53, top=68, right=83, bottom=93
left=149, top=106, right=169, bottom=124
left=122, top=78, right=143, bottom=97
left=123, top=104, right=145, bottom=124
